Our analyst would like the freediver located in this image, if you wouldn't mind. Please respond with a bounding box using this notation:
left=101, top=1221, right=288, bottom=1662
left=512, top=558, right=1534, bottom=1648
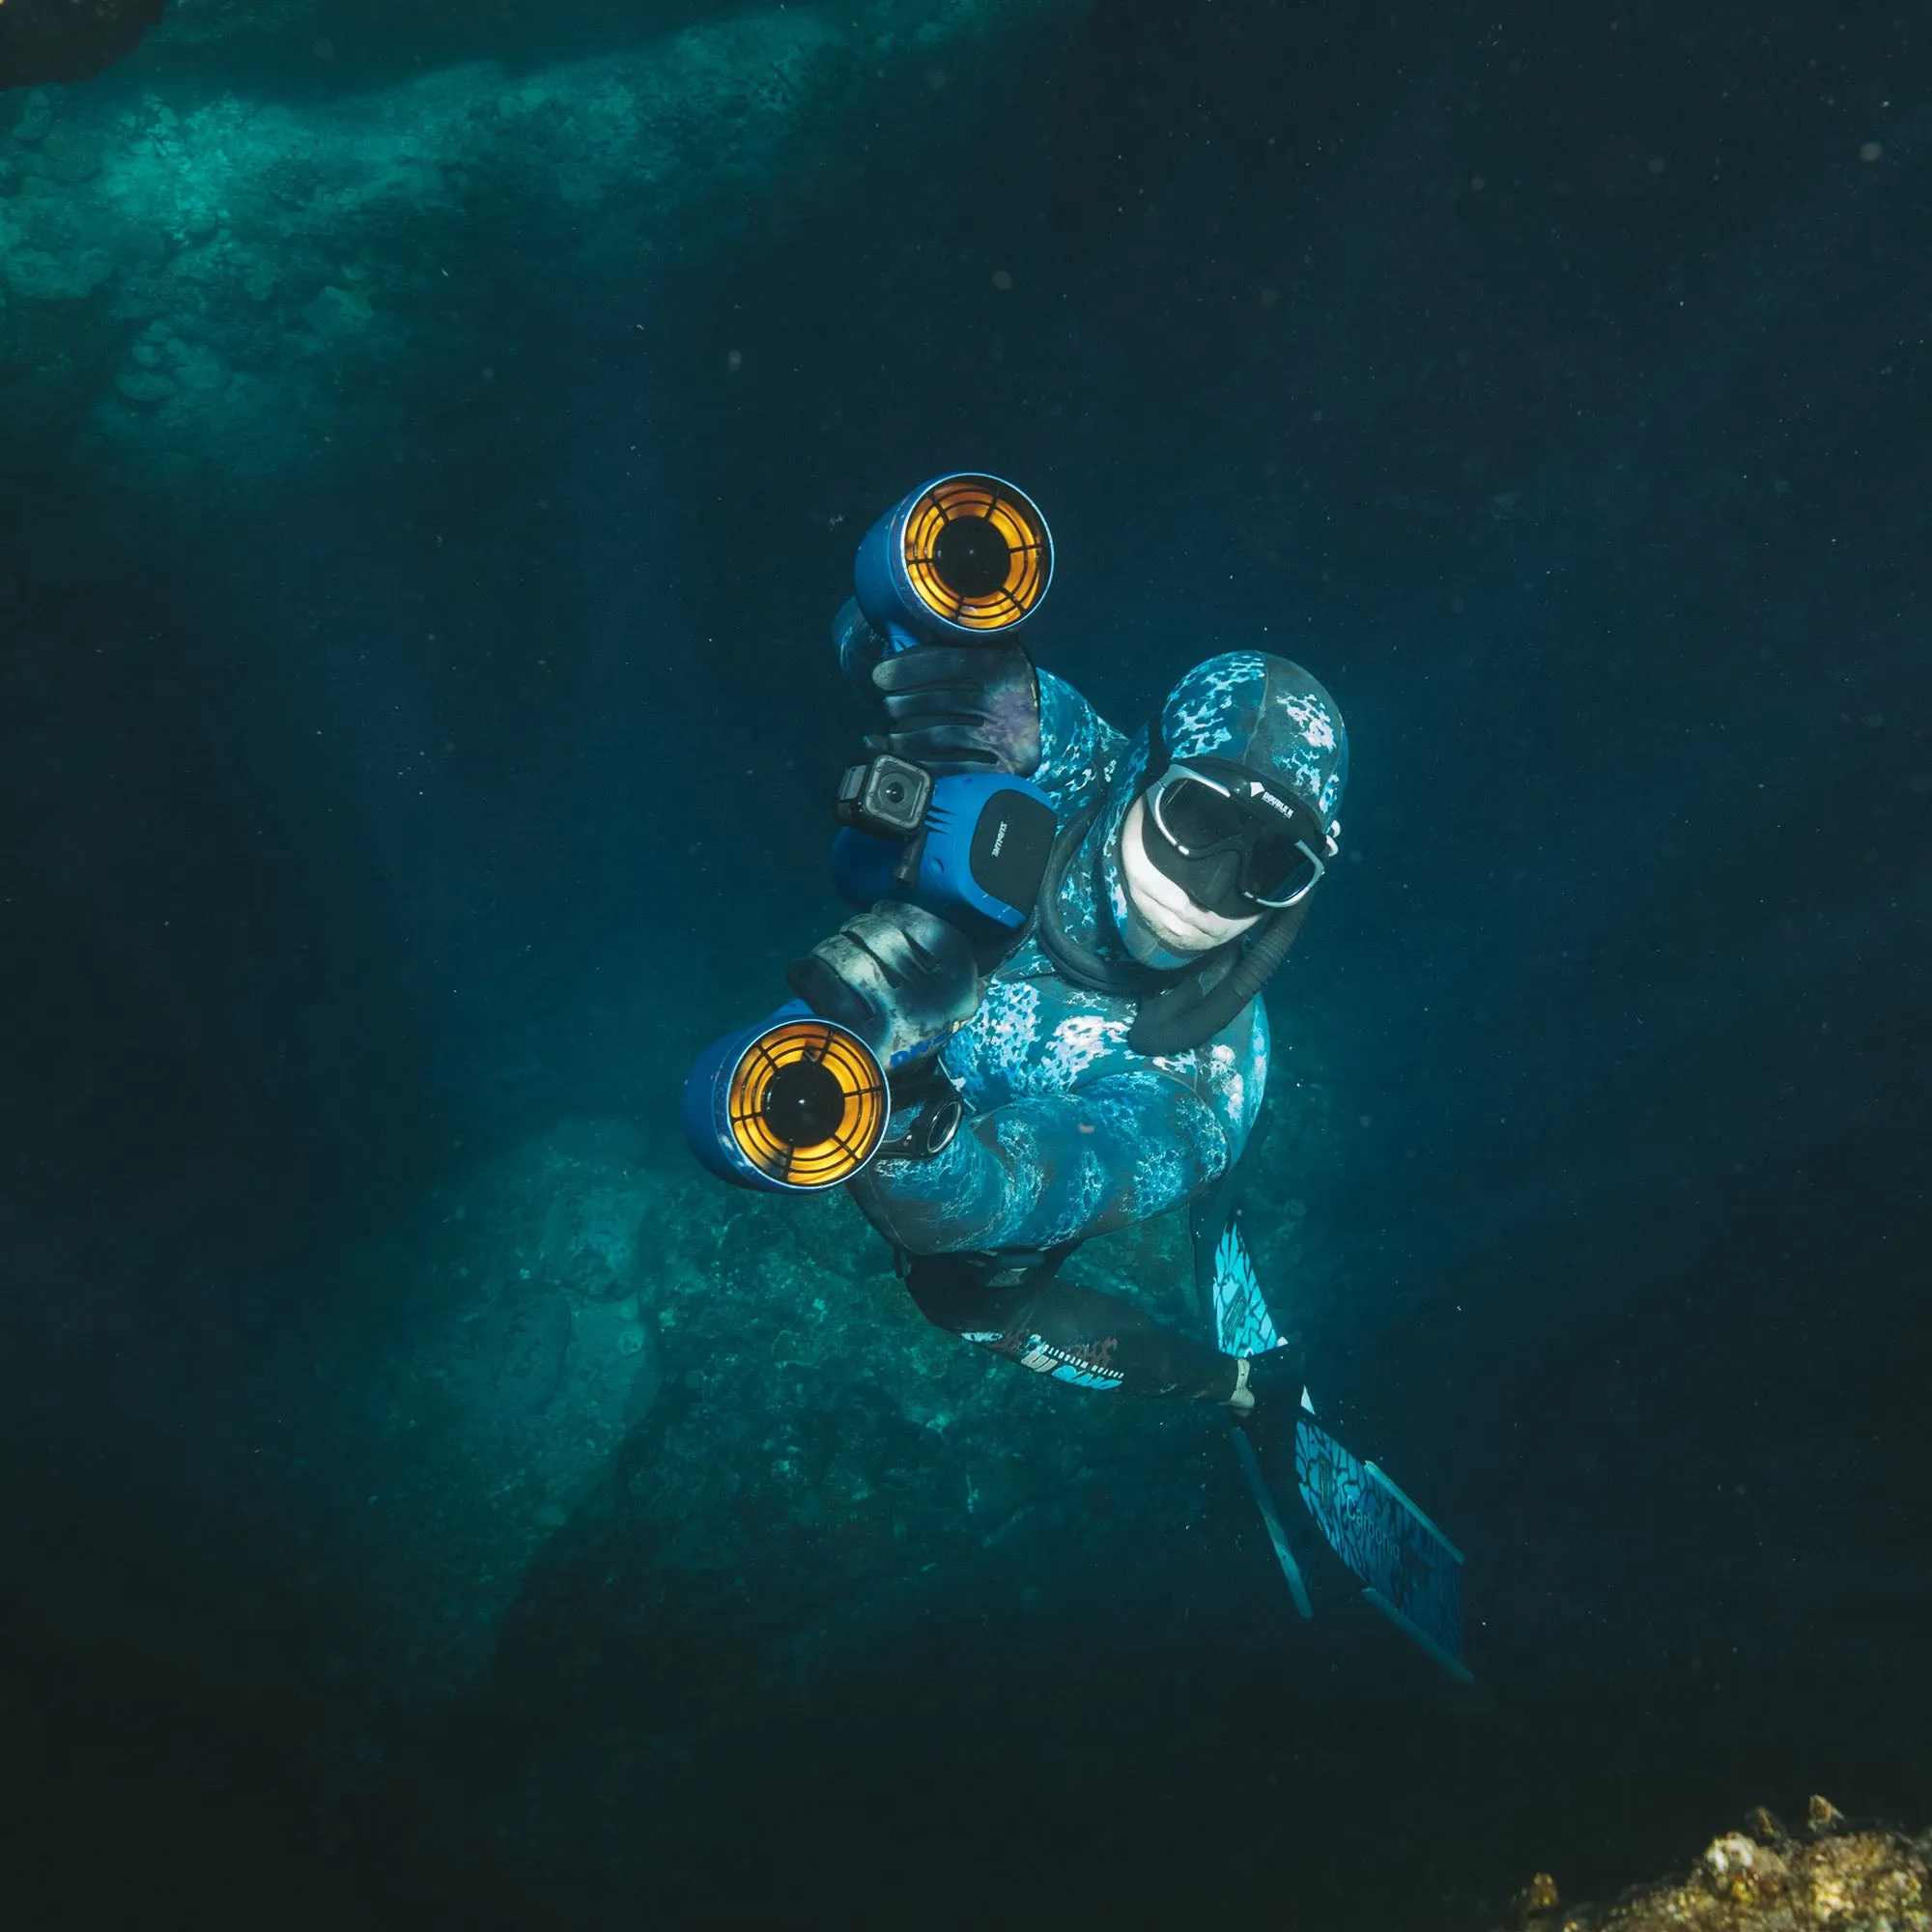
left=687, top=483, right=1465, bottom=1675
left=791, top=598, right=1348, bottom=1430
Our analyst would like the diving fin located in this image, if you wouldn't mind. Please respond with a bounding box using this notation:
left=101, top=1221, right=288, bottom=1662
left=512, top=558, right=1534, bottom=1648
left=1196, top=1188, right=1471, bottom=1682
left=1230, top=1423, right=1313, bottom=1619
left=1208, top=1213, right=1285, bottom=1358
left=1187, top=1098, right=1272, bottom=1329
left=1287, top=1415, right=1472, bottom=1682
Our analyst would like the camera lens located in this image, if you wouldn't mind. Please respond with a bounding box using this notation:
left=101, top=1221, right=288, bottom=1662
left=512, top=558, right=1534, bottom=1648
left=880, top=780, right=906, bottom=807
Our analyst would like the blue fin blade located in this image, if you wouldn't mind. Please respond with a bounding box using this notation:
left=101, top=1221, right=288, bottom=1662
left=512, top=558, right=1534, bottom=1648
left=1294, top=1419, right=1471, bottom=1682
left=1209, top=1217, right=1283, bottom=1358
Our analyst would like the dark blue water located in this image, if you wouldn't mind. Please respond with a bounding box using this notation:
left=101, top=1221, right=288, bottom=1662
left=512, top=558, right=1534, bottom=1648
left=2, top=2, right=1926, bottom=1923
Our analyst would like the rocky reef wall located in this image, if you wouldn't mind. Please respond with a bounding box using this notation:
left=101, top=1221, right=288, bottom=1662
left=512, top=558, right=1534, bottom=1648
left=0, top=0, right=168, bottom=92
left=0, top=0, right=1073, bottom=490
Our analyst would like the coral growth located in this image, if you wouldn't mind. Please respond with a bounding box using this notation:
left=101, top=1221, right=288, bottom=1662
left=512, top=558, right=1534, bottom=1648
left=1506, top=1800, right=1930, bottom=1932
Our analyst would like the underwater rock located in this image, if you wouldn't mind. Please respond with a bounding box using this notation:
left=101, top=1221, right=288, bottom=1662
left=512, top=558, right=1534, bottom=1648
left=309, top=1101, right=1283, bottom=1707
left=487, top=1290, right=573, bottom=1419
left=540, top=1181, right=647, bottom=1302
left=0, top=0, right=167, bottom=91
left=0, top=0, right=1063, bottom=490
left=1504, top=1801, right=1930, bottom=1930
left=114, top=368, right=177, bottom=407
left=40, top=119, right=101, bottom=184
left=620, top=1319, right=664, bottom=1430
left=10, top=90, right=54, bottom=144
left=155, top=0, right=321, bottom=44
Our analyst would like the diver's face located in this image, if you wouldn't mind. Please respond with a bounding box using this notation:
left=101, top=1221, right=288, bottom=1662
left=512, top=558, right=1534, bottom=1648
left=1120, top=797, right=1263, bottom=954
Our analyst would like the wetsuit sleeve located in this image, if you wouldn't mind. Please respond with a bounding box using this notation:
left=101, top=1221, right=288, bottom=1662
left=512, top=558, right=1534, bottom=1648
left=847, top=1065, right=1231, bottom=1256
left=1031, top=668, right=1127, bottom=817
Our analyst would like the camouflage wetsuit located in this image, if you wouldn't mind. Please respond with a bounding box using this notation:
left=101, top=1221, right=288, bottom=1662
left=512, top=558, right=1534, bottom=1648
left=840, top=638, right=1348, bottom=1401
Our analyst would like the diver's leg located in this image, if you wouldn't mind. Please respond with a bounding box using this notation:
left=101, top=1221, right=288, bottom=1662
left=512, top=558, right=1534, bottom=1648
left=902, top=1249, right=1243, bottom=1401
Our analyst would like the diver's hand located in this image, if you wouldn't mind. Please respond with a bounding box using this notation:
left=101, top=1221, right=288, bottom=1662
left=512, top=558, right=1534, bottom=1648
left=785, top=901, right=984, bottom=1065
left=871, top=642, right=1041, bottom=778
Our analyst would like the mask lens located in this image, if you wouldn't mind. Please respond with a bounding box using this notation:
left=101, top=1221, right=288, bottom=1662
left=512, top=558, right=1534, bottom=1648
left=1242, top=835, right=1321, bottom=906
left=1156, top=776, right=1246, bottom=853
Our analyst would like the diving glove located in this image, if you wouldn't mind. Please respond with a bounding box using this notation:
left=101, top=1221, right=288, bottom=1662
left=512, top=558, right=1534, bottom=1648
left=871, top=643, right=1041, bottom=778
left=833, top=597, right=1040, bottom=777
left=785, top=901, right=983, bottom=1066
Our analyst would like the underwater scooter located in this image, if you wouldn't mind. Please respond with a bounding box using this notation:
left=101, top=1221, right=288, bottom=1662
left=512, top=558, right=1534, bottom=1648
left=683, top=473, right=1058, bottom=1194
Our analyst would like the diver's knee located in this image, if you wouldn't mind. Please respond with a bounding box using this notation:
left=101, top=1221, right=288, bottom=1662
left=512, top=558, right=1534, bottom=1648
left=900, top=1248, right=1038, bottom=1332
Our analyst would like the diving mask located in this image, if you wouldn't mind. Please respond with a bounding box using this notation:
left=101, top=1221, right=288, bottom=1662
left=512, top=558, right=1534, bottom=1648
left=1142, top=760, right=1334, bottom=915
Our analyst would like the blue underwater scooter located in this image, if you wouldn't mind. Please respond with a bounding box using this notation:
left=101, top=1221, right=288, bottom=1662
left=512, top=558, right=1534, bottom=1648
left=682, top=473, right=1058, bottom=1194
